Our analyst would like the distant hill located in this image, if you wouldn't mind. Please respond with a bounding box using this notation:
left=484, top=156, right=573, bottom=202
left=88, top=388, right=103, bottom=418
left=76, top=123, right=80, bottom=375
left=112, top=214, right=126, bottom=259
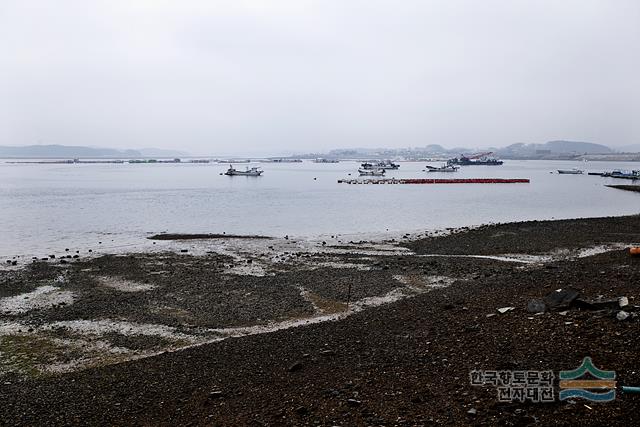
left=137, top=148, right=189, bottom=157
left=544, top=140, right=612, bottom=153
left=0, top=145, right=188, bottom=158
left=497, top=140, right=612, bottom=158
left=616, top=144, right=640, bottom=153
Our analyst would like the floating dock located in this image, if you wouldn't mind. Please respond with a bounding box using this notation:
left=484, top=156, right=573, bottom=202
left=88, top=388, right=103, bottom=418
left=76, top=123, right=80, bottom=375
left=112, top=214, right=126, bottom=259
left=338, top=178, right=530, bottom=185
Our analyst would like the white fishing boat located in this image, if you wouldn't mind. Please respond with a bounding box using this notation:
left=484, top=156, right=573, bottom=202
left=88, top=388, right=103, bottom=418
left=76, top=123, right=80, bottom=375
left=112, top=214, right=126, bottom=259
left=358, top=168, right=386, bottom=176
left=224, top=166, right=264, bottom=176
left=557, top=168, right=584, bottom=175
left=361, top=161, right=400, bottom=170
left=426, top=164, right=459, bottom=172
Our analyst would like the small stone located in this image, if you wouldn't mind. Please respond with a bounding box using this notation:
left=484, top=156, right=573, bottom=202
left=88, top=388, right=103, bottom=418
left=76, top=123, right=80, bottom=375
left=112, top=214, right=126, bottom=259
left=288, top=361, right=303, bottom=372
left=208, top=390, right=224, bottom=399
left=180, top=249, right=188, bottom=253
left=619, top=297, right=629, bottom=308
left=467, top=408, right=477, bottom=416
left=320, top=349, right=336, bottom=356
left=347, top=399, right=361, bottom=407
left=617, top=311, right=630, bottom=321
left=527, top=299, right=546, bottom=313
left=497, top=307, right=515, bottom=314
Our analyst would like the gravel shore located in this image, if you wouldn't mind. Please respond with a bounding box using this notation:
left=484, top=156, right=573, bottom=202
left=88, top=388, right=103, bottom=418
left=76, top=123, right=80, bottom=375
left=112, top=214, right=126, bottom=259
left=1, top=215, right=640, bottom=425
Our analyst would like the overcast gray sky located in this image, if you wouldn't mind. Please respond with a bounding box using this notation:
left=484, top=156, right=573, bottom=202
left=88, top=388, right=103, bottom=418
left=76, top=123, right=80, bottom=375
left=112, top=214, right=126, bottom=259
left=1, top=0, right=638, bottom=155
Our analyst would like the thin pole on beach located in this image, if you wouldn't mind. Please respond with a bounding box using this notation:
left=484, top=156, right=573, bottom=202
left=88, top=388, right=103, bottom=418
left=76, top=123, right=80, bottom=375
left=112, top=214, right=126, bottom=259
left=346, top=280, right=352, bottom=311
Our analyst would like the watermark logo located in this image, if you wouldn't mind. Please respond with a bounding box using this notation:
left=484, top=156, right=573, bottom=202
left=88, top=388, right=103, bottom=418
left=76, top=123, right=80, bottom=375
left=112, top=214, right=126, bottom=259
left=470, top=370, right=555, bottom=402
left=559, top=357, right=616, bottom=402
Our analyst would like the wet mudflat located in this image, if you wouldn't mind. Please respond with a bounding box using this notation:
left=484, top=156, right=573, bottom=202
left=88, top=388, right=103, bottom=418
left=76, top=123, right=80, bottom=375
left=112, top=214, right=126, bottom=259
left=1, top=215, right=640, bottom=425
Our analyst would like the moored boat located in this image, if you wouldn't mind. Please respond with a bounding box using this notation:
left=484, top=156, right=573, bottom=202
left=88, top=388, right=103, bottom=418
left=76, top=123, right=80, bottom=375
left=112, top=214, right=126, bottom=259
left=358, top=168, right=386, bottom=176
left=224, top=166, right=264, bottom=176
left=426, top=164, right=459, bottom=172
left=360, top=160, right=400, bottom=170
left=447, top=152, right=503, bottom=166
left=557, top=168, right=584, bottom=174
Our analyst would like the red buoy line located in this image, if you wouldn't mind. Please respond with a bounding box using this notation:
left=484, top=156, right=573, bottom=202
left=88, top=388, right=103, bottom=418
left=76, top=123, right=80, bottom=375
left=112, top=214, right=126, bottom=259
left=337, top=178, right=530, bottom=184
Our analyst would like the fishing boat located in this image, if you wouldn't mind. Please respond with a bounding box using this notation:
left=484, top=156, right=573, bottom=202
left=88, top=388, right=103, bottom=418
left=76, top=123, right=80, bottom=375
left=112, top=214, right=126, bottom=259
left=608, top=170, right=640, bottom=180
left=447, top=152, right=503, bottom=166
left=360, top=161, right=400, bottom=170
left=224, top=166, right=263, bottom=176
left=557, top=168, right=584, bottom=174
left=358, top=168, right=386, bottom=176
left=375, top=160, right=400, bottom=170
left=426, top=164, right=459, bottom=172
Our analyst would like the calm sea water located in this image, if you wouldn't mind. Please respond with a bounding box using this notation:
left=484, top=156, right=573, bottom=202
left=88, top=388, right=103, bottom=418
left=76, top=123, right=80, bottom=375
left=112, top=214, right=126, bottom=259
left=1, top=159, right=639, bottom=258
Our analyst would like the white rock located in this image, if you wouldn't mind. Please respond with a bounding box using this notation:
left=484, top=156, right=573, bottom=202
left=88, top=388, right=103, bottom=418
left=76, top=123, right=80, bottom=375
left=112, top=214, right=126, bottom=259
left=616, top=311, right=630, bottom=321
left=497, top=307, right=515, bottom=314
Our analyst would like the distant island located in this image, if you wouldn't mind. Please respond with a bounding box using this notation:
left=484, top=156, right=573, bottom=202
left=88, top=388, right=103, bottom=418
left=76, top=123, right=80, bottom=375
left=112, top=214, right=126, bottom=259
left=297, top=140, right=640, bottom=161
left=1, top=140, right=639, bottom=161
left=0, top=145, right=188, bottom=158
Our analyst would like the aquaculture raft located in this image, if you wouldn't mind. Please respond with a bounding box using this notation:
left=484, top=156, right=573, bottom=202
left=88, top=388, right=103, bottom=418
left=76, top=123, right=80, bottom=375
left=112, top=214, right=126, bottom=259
left=338, top=178, right=530, bottom=185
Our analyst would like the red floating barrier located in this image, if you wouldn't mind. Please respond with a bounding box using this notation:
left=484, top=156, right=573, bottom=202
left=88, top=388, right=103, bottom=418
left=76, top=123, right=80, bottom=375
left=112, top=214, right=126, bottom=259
left=338, top=178, right=530, bottom=185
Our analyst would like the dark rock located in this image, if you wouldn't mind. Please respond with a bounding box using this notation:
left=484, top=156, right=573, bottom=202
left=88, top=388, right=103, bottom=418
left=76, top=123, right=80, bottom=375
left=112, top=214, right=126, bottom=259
left=527, top=299, right=547, bottom=313
left=294, top=406, right=308, bottom=415
left=574, top=298, right=621, bottom=311
left=180, top=249, right=188, bottom=253
left=543, top=288, right=579, bottom=310
left=288, top=361, right=303, bottom=372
